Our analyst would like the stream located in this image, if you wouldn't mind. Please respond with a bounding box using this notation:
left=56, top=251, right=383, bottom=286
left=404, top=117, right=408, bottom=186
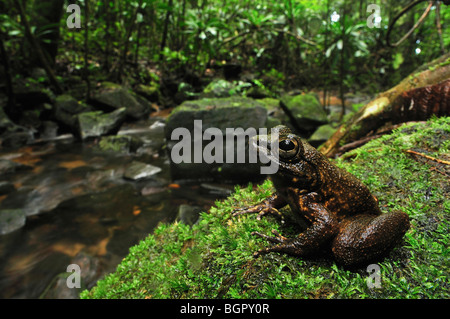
left=0, top=116, right=234, bottom=298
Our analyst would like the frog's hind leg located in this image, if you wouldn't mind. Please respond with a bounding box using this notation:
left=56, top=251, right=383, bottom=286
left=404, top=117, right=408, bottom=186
left=331, top=211, right=410, bottom=267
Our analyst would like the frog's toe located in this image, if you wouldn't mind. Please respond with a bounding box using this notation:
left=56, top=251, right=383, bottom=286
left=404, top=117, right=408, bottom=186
left=251, top=230, right=285, bottom=244
left=232, top=205, right=261, bottom=216
left=256, top=207, right=282, bottom=220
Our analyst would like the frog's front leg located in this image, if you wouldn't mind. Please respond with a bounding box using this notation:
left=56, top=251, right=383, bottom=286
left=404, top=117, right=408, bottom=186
left=252, top=192, right=339, bottom=258
left=232, top=193, right=287, bottom=220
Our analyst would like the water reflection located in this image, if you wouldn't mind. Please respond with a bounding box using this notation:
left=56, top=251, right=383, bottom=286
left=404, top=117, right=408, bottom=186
left=0, top=118, right=227, bottom=298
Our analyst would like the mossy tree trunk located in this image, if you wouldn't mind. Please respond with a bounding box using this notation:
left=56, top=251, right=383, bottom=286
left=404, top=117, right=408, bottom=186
left=319, top=53, right=450, bottom=157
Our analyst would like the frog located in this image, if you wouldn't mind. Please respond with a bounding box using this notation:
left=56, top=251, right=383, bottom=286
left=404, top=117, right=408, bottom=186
left=233, top=125, right=410, bottom=266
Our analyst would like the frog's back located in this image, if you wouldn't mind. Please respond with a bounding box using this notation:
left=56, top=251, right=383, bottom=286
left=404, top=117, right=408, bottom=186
left=316, top=154, right=381, bottom=218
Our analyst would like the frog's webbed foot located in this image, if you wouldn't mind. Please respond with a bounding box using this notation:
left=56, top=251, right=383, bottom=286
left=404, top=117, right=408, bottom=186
left=232, top=194, right=286, bottom=221
left=233, top=205, right=283, bottom=221
left=251, top=230, right=292, bottom=257
left=252, top=229, right=287, bottom=243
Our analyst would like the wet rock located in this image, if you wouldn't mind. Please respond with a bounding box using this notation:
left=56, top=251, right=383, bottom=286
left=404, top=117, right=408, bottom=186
left=123, top=161, right=162, bottom=180
left=41, top=252, right=101, bottom=299
left=1, top=130, right=34, bottom=148
left=0, top=181, right=16, bottom=195
left=308, top=124, right=337, bottom=147
left=176, top=204, right=202, bottom=226
left=54, top=94, right=91, bottom=116
left=77, top=108, right=127, bottom=139
left=0, top=209, right=26, bottom=235
left=53, top=94, right=92, bottom=137
left=200, top=183, right=233, bottom=197
left=280, top=93, right=328, bottom=135
left=0, top=159, right=32, bottom=175
left=166, top=96, right=267, bottom=132
left=40, top=121, right=59, bottom=139
left=165, top=96, right=267, bottom=182
left=140, top=179, right=168, bottom=196
left=98, top=135, right=143, bottom=153
left=90, top=82, right=155, bottom=120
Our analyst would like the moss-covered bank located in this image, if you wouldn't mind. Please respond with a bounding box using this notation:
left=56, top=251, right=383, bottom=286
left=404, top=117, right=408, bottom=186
left=82, top=117, right=449, bottom=299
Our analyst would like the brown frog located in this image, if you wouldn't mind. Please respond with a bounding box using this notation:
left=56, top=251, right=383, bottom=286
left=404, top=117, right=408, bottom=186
left=233, top=125, right=410, bottom=266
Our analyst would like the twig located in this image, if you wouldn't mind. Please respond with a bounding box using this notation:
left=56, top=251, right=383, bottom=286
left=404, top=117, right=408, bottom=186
left=430, top=166, right=450, bottom=177
left=404, top=149, right=450, bottom=165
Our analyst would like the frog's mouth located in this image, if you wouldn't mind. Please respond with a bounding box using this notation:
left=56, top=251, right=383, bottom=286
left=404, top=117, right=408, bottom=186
left=250, top=134, right=282, bottom=167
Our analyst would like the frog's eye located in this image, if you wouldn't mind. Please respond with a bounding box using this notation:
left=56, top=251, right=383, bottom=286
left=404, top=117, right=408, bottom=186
left=278, top=138, right=299, bottom=159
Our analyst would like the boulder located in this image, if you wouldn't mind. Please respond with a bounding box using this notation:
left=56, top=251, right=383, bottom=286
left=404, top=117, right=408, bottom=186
left=77, top=108, right=127, bottom=140
left=53, top=94, right=92, bottom=136
left=90, top=82, right=154, bottom=120
left=166, top=96, right=267, bottom=132
left=280, top=93, right=328, bottom=135
left=308, top=124, right=337, bottom=147
left=98, top=135, right=143, bottom=153
left=123, top=161, right=162, bottom=180
left=0, top=181, right=15, bottom=195
left=0, top=159, right=32, bottom=175
left=165, top=96, right=268, bottom=182
left=0, top=209, right=26, bottom=235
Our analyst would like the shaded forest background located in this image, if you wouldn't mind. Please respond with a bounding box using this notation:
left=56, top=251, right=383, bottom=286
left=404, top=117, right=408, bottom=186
left=1, top=0, right=449, bottom=120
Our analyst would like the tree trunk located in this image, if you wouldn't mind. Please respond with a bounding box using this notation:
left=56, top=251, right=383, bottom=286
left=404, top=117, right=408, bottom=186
left=30, top=0, right=65, bottom=67
left=83, top=0, right=91, bottom=100
left=15, top=0, right=63, bottom=94
left=159, top=0, right=174, bottom=62
left=319, top=53, right=450, bottom=157
left=117, top=0, right=143, bottom=82
left=0, top=32, right=16, bottom=120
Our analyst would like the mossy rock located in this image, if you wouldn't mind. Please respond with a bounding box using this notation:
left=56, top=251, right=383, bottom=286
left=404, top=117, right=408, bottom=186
left=91, top=82, right=154, bottom=120
left=201, top=79, right=237, bottom=98
left=166, top=96, right=268, bottom=134
left=98, top=135, right=143, bottom=153
left=77, top=108, right=127, bottom=140
left=308, top=124, right=337, bottom=147
left=280, top=93, right=328, bottom=132
left=82, top=117, right=450, bottom=299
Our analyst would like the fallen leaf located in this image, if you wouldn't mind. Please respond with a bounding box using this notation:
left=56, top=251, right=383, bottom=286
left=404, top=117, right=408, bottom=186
left=59, top=160, right=88, bottom=170
left=133, top=205, right=141, bottom=216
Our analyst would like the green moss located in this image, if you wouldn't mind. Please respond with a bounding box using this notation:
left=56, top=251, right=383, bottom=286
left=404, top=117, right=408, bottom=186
left=82, top=117, right=449, bottom=299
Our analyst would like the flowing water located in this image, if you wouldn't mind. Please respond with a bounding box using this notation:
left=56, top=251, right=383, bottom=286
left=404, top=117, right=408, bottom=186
left=0, top=117, right=233, bottom=298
